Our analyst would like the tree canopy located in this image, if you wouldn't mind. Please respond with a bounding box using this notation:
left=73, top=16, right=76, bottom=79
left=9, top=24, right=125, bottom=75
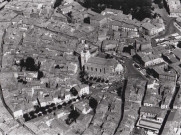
left=80, top=0, right=153, bottom=20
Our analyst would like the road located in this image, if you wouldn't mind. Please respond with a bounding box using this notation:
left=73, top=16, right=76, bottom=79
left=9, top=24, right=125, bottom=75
left=152, top=18, right=179, bottom=47
left=153, top=7, right=179, bottom=39
left=124, top=58, right=147, bottom=80
left=156, top=18, right=176, bottom=39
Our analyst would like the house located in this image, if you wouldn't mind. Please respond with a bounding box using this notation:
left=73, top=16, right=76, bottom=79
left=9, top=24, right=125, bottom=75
left=127, top=31, right=139, bottom=38
left=58, top=4, right=73, bottom=14
left=70, top=84, right=89, bottom=97
left=38, top=93, right=53, bottom=107
left=140, top=106, right=166, bottom=122
left=73, top=101, right=92, bottom=114
left=52, top=8, right=68, bottom=22
left=144, top=81, right=162, bottom=107
left=13, top=109, right=23, bottom=119
left=67, top=62, right=78, bottom=74
left=159, top=82, right=176, bottom=109
left=110, top=20, right=138, bottom=32
left=143, top=92, right=162, bottom=107
left=135, top=40, right=152, bottom=52
left=64, top=91, right=71, bottom=102
left=135, top=52, right=164, bottom=67
left=159, top=72, right=177, bottom=82
left=71, top=11, right=84, bottom=23
left=25, top=72, right=38, bottom=82
left=141, top=17, right=165, bottom=36
left=152, top=17, right=165, bottom=33
left=148, top=66, right=177, bottom=82
left=141, top=23, right=157, bottom=36
left=162, top=52, right=179, bottom=64
left=9, top=101, right=25, bottom=119
left=101, top=40, right=119, bottom=53
left=102, top=121, right=117, bottom=135
left=90, top=14, right=108, bottom=27
left=98, top=28, right=111, bottom=41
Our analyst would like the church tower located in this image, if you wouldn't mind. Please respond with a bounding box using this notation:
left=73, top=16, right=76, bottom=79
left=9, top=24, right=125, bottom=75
left=80, top=44, right=91, bottom=69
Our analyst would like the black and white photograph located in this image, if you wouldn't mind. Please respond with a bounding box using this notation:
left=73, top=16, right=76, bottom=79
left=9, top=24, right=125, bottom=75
left=0, top=0, right=180, bottom=135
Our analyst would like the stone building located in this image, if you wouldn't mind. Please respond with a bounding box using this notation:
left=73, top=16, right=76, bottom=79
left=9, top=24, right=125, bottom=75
left=84, top=57, right=123, bottom=80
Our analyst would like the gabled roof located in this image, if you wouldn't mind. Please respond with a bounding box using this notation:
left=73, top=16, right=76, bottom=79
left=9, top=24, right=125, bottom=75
left=86, top=57, right=118, bottom=66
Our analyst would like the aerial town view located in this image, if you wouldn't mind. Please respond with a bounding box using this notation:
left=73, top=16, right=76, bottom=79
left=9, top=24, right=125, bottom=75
left=0, top=0, right=180, bottom=135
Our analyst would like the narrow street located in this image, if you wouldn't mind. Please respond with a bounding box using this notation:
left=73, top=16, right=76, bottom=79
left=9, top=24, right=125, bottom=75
left=113, top=79, right=127, bottom=135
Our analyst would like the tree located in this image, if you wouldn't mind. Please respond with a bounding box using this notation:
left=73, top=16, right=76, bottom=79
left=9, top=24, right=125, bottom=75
left=135, top=6, right=152, bottom=21
left=19, top=59, right=25, bottom=71
left=25, top=57, right=35, bottom=71
left=38, top=71, right=43, bottom=80
left=177, top=41, right=181, bottom=48
left=154, top=0, right=162, bottom=5
left=53, top=0, right=63, bottom=8
left=89, top=97, right=98, bottom=110
left=66, top=110, right=80, bottom=124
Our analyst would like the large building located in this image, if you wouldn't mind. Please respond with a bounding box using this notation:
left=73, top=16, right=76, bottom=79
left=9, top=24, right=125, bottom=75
left=80, top=48, right=123, bottom=80
left=135, top=52, right=165, bottom=68
left=136, top=106, right=167, bottom=134
left=141, top=17, right=165, bottom=36
left=148, top=66, right=177, bottom=82
left=84, top=57, right=123, bottom=79
left=101, top=40, right=119, bottom=53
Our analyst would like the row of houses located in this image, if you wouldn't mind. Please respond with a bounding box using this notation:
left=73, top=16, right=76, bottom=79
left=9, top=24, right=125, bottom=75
left=6, top=82, right=90, bottom=119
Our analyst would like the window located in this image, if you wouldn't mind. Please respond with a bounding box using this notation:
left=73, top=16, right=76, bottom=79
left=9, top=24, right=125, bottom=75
left=95, top=68, right=97, bottom=72
left=87, top=67, right=89, bottom=70
left=104, top=68, right=105, bottom=74
left=100, top=69, right=102, bottom=72
left=91, top=67, right=93, bottom=71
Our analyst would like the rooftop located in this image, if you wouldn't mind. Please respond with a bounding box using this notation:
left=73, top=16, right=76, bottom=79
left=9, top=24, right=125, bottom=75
left=87, top=57, right=118, bottom=66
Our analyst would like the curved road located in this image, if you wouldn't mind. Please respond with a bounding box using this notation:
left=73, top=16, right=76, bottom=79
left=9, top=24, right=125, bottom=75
left=152, top=18, right=178, bottom=47
left=156, top=18, right=176, bottom=39
left=124, top=58, right=147, bottom=80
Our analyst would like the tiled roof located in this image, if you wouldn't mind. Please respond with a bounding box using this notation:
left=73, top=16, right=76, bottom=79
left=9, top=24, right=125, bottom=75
left=87, top=57, right=117, bottom=66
